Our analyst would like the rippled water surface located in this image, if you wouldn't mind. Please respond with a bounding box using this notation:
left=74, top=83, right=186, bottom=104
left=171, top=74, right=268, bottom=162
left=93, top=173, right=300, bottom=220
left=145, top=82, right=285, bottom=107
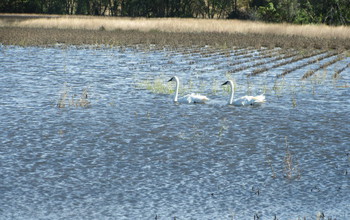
left=0, top=45, right=349, bottom=219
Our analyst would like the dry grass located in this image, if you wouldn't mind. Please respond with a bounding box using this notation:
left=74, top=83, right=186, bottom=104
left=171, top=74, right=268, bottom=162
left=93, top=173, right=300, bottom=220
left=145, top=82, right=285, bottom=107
left=1, top=14, right=350, bottom=49
left=1, top=15, right=350, bottom=40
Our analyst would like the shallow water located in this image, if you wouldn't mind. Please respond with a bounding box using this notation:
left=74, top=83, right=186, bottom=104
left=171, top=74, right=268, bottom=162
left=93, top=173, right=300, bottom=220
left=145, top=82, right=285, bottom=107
left=0, top=45, right=349, bottom=219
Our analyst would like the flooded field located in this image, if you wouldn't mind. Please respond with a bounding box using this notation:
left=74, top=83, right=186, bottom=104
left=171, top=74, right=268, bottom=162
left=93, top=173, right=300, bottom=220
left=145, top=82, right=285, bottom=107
left=0, top=44, right=349, bottom=219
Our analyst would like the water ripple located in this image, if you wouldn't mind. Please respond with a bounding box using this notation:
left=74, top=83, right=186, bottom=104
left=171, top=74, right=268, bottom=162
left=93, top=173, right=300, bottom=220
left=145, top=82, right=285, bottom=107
left=0, top=45, right=349, bottom=219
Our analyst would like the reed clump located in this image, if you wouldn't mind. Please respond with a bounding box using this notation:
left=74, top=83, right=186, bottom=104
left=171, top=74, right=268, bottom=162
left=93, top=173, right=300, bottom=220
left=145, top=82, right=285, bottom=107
left=265, top=137, right=301, bottom=180
left=57, top=84, right=90, bottom=108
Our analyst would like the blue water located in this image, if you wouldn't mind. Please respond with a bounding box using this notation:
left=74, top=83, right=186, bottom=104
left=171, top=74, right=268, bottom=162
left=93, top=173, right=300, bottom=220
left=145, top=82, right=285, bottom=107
left=0, top=45, right=349, bottom=219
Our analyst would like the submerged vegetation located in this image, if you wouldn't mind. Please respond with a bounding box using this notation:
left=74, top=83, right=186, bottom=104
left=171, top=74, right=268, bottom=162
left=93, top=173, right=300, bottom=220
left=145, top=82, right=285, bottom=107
left=137, top=77, right=174, bottom=95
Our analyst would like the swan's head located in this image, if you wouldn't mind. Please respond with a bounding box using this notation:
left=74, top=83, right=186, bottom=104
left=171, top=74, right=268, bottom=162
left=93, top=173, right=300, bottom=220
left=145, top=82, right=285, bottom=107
left=222, top=81, right=230, bottom=86
left=222, top=80, right=234, bottom=87
left=168, top=76, right=178, bottom=82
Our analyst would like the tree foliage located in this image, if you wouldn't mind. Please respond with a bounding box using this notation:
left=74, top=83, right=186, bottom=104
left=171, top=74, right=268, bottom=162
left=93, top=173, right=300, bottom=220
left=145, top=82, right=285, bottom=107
left=0, top=0, right=349, bottom=25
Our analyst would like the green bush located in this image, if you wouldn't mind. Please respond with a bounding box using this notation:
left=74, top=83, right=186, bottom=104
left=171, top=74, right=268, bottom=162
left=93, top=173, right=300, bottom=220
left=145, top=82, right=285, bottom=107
left=258, top=2, right=281, bottom=22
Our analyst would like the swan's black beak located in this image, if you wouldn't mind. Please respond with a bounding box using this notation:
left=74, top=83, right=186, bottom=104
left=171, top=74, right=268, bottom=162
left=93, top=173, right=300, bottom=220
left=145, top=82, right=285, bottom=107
left=168, top=77, right=174, bottom=82
left=222, top=81, right=229, bottom=86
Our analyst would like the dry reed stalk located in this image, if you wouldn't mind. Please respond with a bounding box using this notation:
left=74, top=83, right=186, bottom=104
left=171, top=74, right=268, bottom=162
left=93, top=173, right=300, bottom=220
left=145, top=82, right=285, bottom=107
left=233, top=48, right=257, bottom=56
left=246, top=50, right=296, bottom=70
left=258, top=48, right=283, bottom=58
left=333, top=63, right=350, bottom=79
left=302, top=55, right=345, bottom=79
left=268, top=160, right=277, bottom=179
left=56, top=85, right=90, bottom=108
left=228, top=57, right=273, bottom=74
left=228, top=51, right=258, bottom=66
left=250, top=50, right=324, bottom=76
left=78, top=88, right=90, bottom=107
left=277, top=51, right=338, bottom=78
left=57, top=89, right=68, bottom=108
left=283, top=137, right=300, bottom=180
left=229, top=59, right=249, bottom=67
left=226, top=48, right=273, bottom=66
left=249, top=51, right=301, bottom=76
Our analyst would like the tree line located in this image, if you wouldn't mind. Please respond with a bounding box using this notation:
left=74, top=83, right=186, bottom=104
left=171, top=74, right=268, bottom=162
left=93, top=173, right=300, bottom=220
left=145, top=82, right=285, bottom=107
left=1, top=0, right=349, bottom=25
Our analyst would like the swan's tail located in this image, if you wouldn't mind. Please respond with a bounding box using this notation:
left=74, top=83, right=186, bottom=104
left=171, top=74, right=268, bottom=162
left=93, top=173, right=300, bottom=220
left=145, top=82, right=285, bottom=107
left=182, top=93, right=209, bottom=103
left=191, top=93, right=209, bottom=102
left=254, top=95, right=266, bottom=103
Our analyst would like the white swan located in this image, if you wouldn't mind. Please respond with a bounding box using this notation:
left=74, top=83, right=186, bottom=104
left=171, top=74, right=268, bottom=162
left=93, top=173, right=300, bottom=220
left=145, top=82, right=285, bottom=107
left=168, top=76, right=209, bottom=103
left=222, top=80, right=266, bottom=106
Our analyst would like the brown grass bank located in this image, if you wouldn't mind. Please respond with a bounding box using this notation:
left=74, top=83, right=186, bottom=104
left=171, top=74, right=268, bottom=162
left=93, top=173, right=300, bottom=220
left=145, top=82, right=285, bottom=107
left=1, top=14, right=350, bottom=49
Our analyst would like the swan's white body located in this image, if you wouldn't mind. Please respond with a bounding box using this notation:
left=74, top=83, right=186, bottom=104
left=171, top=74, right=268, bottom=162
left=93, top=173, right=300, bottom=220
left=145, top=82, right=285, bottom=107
left=222, top=80, right=266, bottom=106
left=169, top=76, right=209, bottom=104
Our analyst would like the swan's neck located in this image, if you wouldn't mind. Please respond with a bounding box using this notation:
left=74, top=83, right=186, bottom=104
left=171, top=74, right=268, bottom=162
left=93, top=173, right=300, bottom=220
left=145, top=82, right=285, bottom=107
left=229, top=81, right=234, bottom=105
left=174, top=77, right=179, bottom=102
